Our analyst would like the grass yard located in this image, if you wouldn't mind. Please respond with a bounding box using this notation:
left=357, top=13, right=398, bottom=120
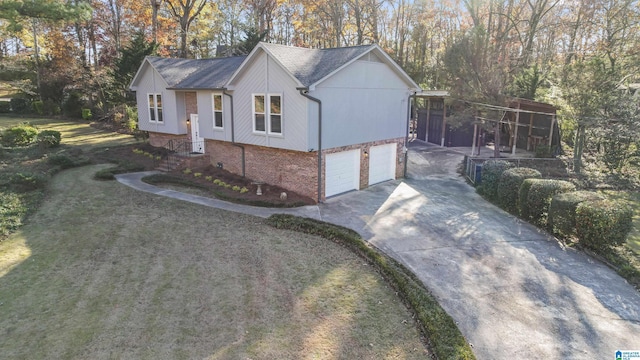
left=0, top=165, right=429, bottom=359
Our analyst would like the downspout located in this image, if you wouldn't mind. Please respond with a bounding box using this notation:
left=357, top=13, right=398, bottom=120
left=297, top=87, right=322, bottom=204
left=222, top=88, right=245, bottom=177
left=404, top=92, right=416, bottom=178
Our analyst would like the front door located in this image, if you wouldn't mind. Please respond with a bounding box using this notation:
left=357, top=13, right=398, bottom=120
left=190, top=114, right=204, bottom=153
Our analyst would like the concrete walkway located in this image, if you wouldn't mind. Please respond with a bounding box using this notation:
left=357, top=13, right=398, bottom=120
left=116, top=143, right=640, bottom=359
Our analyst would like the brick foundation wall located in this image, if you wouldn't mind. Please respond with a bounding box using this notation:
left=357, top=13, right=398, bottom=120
left=206, top=140, right=319, bottom=202
left=149, top=132, right=188, bottom=148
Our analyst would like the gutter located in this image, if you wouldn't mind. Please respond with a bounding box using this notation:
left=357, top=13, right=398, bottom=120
left=222, top=89, right=245, bottom=177
left=404, top=91, right=417, bottom=178
left=297, top=87, right=322, bottom=204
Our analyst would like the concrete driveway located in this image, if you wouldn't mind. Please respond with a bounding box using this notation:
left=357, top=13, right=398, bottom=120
left=319, top=142, right=640, bottom=359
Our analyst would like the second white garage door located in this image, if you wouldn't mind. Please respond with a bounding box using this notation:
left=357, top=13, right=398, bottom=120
left=368, top=144, right=397, bottom=185
left=325, top=150, right=360, bottom=197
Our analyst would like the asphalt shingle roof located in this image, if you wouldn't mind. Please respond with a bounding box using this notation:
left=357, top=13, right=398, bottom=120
left=146, top=56, right=246, bottom=89
left=260, top=43, right=374, bottom=86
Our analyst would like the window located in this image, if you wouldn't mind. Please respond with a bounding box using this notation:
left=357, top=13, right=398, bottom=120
left=213, top=94, right=223, bottom=129
left=253, top=94, right=282, bottom=134
left=148, top=93, right=163, bottom=123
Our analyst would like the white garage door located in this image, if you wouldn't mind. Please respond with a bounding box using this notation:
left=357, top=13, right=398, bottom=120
left=325, top=150, right=360, bottom=197
left=369, top=144, right=397, bottom=185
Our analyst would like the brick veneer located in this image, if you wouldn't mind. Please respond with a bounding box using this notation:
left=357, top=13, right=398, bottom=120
left=202, top=138, right=404, bottom=202
left=149, top=132, right=188, bottom=148
left=205, top=140, right=319, bottom=202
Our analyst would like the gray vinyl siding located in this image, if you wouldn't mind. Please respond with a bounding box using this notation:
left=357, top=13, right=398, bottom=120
left=197, top=91, right=232, bottom=141
left=313, top=60, right=411, bottom=149
left=134, top=64, right=185, bottom=135
left=230, top=51, right=308, bottom=151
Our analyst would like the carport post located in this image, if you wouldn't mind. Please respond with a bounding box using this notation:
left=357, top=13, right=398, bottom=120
left=512, top=106, right=520, bottom=155
left=471, top=122, right=478, bottom=156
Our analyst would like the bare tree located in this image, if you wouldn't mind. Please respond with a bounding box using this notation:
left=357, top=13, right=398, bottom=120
left=165, top=0, right=209, bottom=58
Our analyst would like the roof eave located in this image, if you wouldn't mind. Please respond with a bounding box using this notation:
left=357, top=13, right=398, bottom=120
left=225, top=42, right=304, bottom=88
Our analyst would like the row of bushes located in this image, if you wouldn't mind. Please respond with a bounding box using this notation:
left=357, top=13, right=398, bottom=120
left=2, top=97, right=92, bottom=119
left=0, top=124, right=61, bottom=148
left=478, top=160, right=633, bottom=252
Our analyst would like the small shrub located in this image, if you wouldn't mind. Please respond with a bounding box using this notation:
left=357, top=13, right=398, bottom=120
left=32, top=100, right=44, bottom=115
left=11, top=172, right=47, bottom=191
left=548, top=191, right=605, bottom=238
left=240, top=187, right=249, bottom=194
left=497, top=167, right=541, bottom=214
left=205, top=176, right=212, bottom=181
left=213, top=179, right=222, bottom=185
left=534, top=145, right=553, bottom=158
left=82, top=108, right=92, bottom=120
left=1, top=124, right=39, bottom=147
left=232, top=185, right=241, bottom=192
left=10, top=98, right=30, bottom=114
left=576, top=199, right=633, bottom=252
left=524, top=179, right=576, bottom=226
left=193, top=172, right=202, bottom=178
left=42, top=99, right=61, bottom=115
left=63, top=92, right=84, bottom=118
left=0, top=101, right=11, bottom=113
left=37, top=130, right=61, bottom=148
left=477, top=160, right=514, bottom=201
left=155, top=155, right=161, bottom=161
left=223, top=183, right=231, bottom=189
left=48, top=154, right=75, bottom=169
left=183, top=168, right=192, bottom=175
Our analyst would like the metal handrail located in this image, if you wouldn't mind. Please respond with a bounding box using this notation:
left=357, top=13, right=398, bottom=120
left=156, top=139, right=205, bottom=171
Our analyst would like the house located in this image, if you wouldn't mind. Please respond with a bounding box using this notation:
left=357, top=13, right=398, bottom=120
left=130, top=42, right=420, bottom=202
left=413, top=91, right=560, bottom=155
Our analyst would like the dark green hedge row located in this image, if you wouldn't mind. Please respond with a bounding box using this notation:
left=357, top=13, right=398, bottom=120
left=576, top=200, right=633, bottom=252
left=548, top=191, right=605, bottom=238
left=478, top=160, right=513, bottom=201
left=520, top=179, right=576, bottom=226
left=498, top=167, right=541, bottom=214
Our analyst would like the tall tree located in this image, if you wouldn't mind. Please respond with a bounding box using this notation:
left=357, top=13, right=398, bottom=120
left=165, top=0, right=209, bottom=58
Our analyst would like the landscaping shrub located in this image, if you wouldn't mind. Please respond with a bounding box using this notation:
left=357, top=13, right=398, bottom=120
left=10, top=172, right=48, bottom=191
left=10, top=98, right=30, bottom=114
left=497, top=167, right=541, bottom=214
left=94, top=161, right=145, bottom=180
left=63, top=92, right=84, bottom=118
left=1, top=124, right=39, bottom=147
left=32, top=100, right=44, bottom=115
left=534, top=145, right=553, bottom=158
left=42, top=99, right=61, bottom=115
left=82, top=108, right=92, bottom=120
left=477, top=160, right=514, bottom=201
left=548, top=191, right=605, bottom=238
left=48, top=154, right=90, bottom=169
left=524, top=179, right=576, bottom=226
left=0, top=101, right=11, bottom=113
left=576, top=199, right=633, bottom=252
left=37, top=130, right=61, bottom=148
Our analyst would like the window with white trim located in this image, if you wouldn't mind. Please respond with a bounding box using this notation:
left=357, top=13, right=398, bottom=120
left=213, top=94, right=223, bottom=129
left=148, top=93, right=163, bottom=123
left=253, top=94, right=282, bottom=134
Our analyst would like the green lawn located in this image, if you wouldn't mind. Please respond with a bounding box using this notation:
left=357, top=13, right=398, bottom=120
left=0, top=165, right=429, bottom=359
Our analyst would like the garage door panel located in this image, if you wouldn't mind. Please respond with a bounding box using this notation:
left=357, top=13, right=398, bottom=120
left=326, top=150, right=360, bottom=197
left=369, top=144, right=396, bottom=185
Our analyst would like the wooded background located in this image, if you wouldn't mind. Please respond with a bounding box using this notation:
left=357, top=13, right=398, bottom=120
left=1, top=0, right=639, bottom=175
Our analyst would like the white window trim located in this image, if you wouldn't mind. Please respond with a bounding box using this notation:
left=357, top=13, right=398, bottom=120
left=252, top=93, right=283, bottom=136
left=147, top=93, right=163, bottom=123
left=212, top=93, right=223, bottom=130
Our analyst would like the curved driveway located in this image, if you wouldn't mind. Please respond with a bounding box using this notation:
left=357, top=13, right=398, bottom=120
left=117, top=142, right=640, bottom=359
left=319, top=142, right=640, bottom=359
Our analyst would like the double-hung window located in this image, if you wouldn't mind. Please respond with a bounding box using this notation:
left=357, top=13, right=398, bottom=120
left=148, top=93, right=163, bottom=123
left=213, top=94, right=223, bottom=129
left=253, top=94, right=282, bottom=135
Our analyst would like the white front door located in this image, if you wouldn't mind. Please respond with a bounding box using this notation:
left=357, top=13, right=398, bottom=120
left=190, top=114, right=204, bottom=153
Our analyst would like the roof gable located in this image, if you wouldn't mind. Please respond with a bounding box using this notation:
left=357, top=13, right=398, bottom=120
left=130, top=56, right=246, bottom=91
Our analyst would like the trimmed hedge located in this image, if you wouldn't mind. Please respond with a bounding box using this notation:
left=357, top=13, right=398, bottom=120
left=266, top=214, right=475, bottom=360
left=521, top=179, right=575, bottom=226
left=477, top=160, right=514, bottom=201
left=1, top=124, right=39, bottom=147
left=0, top=101, right=10, bottom=113
left=497, top=167, right=541, bottom=214
left=576, top=199, right=633, bottom=252
left=548, top=191, right=604, bottom=238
